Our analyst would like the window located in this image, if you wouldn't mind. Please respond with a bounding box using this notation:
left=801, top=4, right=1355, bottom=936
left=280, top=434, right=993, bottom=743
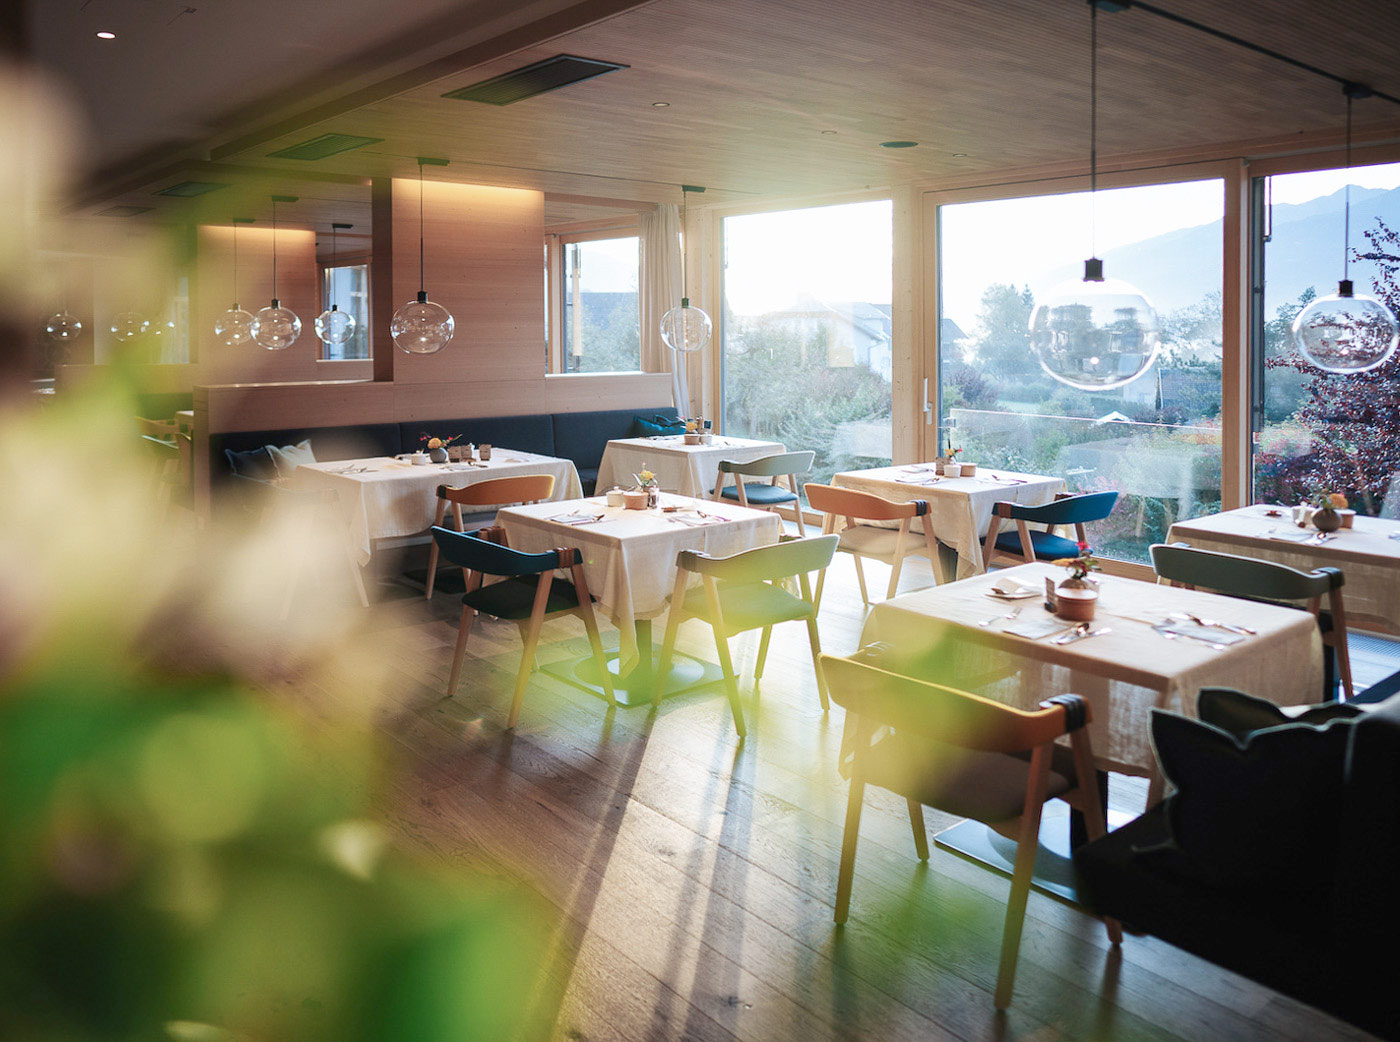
left=320, top=263, right=370, bottom=360
left=546, top=230, right=640, bottom=373
left=720, top=200, right=893, bottom=495
left=938, top=179, right=1224, bottom=564
left=1252, top=160, right=1400, bottom=517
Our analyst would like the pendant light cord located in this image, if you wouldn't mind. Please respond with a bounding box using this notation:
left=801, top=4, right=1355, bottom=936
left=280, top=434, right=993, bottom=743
left=680, top=188, right=689, bottom=301
left=330, top=225, right=338, bottom=308
left=1089, top=0, right=1098, bottom=258
left=271, top=197, right=278, bottom=299
left=419, top=160, right=426, bottom=294
left=232, top=220, right=238, bottom=304
left=1344, top=93, right=1353, bottom=281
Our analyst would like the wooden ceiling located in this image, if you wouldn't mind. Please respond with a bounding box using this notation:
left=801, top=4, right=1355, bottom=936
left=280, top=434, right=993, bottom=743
left=66, top=0, right=1400, bottom=231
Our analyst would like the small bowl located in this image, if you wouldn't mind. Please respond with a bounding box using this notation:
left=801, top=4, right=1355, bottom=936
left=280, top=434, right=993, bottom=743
left=683, top=433, right=702, bottom=445
left=623, top=490, right=648, bottom=510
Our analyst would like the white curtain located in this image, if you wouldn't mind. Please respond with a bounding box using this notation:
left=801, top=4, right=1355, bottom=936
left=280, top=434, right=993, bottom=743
left=639, top=203, right=688, bottom=413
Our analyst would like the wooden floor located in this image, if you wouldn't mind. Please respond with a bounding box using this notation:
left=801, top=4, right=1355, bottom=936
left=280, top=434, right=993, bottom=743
left=313, top=547, right=1378, bottom=1042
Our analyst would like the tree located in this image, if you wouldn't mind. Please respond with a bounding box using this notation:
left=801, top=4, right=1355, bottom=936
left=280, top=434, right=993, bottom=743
left=969, top=283, right=1038, bottom=378
left=1262, top=218, right=1400, bottom=514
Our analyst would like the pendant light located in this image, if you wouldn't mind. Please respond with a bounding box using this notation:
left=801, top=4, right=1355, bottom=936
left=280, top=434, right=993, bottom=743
left=252, top=195, right=302, bottom=351
left=315, top=222, right=357, bottom=348
left=45, top=309, right=83, bottom=341
left=660, top=185, right=712, bottom=354
left=391, top=158, right=454, bottom=355
left=110, top=228, right=149, bottom=343
left=214, top=216, right=256, bottom=347
left=1029, top=0, right=1160, bottom=391
left=1291, top=84, right=1399, bottom=373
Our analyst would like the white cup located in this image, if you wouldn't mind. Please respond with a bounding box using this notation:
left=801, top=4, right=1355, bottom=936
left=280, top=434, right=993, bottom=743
left=606, top=488, right=625, bottom=507
left=410, top=451, right=428, bottom=466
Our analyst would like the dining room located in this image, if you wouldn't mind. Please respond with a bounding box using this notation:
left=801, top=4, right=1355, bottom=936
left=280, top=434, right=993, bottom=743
left=8, top=0, right=1400, bottom=1039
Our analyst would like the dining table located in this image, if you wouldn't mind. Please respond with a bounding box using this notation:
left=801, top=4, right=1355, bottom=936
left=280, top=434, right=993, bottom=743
left=832, top=464, right=1064, bottom=579
left=595, top=434, right=785, bottom=499
left=497, top=493, right=782, bottom=704
left=1168, top=505, right=1400, bottom=635
left=296, top=449, right=582, bottom=565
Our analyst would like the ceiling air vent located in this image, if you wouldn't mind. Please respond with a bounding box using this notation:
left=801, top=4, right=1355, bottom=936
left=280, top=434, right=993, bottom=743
left=97, top=205, right=153, bottom=217
left=267, top=133, right=384, bottom=160
left=156, top=181, right=229, bottom=197
left=442, top=54, right=628, bottom=106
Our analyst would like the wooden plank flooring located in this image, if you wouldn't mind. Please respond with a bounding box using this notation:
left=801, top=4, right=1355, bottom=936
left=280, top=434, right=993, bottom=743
left=303, top=549, right=1378, bottom=1042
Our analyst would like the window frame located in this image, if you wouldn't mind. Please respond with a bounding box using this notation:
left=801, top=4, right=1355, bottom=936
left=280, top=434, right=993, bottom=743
left=544, top=219, right=642, bottom=375
left=316, top=254, right=372, bottom=362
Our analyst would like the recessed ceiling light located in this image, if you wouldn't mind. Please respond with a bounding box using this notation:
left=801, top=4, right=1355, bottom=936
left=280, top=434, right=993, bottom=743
left=652, top=101, right=670, bottom=107
left=821, top=130, right=838, bottom=136
left=880, top=140, right=918, bottom=149
left=952, top=152, right=969, bottom=157
left=96, top=30, right=116, bottom=40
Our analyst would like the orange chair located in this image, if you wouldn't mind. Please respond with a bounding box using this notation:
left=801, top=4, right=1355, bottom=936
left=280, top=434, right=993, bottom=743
left=823, top=651, right=1120, bottom=1009
left=804, top=483, right=944, bottom=607
left=424, top=474, right=556, bottom=598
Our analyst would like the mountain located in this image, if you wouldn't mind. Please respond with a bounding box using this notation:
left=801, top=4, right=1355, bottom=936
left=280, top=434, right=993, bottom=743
left=1032, top=185, right=1400, bottom=320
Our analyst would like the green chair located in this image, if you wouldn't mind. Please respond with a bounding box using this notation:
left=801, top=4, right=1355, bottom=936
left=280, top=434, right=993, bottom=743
left=431, top=526, right=614, bottom=727
left=712, top=450, right=815, bottom=534
left=822, top=650, right=1120, bottom=1010
left=982, top=491, right=1119, bottom=567
left=1150, top=542, right=1354, bottom=701
left=654, top=534, right=838, bottom=736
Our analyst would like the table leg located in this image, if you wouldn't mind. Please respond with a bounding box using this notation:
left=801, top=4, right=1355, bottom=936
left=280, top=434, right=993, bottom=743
left=543, top=617, right=722, bottom=707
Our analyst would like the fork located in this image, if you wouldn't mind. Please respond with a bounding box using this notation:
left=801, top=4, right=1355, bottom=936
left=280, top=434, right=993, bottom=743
left=977, top=605, right=1023, bottom=627
left=1170, top=611, right=1256, bottom=635
left=1155, top=627, right=1226, bottom=651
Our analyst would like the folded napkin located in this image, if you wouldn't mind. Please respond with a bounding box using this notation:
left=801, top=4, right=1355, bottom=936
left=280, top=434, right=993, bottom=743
left=546, top=512, right=604, bottom=526
left=991, top=576, right=1036, bottom=597
left=1265, top=526, right=1318, bottom=542
left=1155, top=620, right=1247, bottom=646
left=668, top=510, right=727, bottom=527
left=1003, top=618, right=1070, bottom=640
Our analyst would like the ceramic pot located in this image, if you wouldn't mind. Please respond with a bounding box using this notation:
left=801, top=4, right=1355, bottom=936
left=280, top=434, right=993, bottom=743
left=623, top=490, right=648, bottom=510
left=1056, top=585, right=1098, bottom=622
left=1313, top=507, right=1342, bottom=533
left=429, top=446, right=449, bottom=463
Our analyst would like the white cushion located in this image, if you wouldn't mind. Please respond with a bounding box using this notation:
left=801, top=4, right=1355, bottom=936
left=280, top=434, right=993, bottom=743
left=837, top=524, right=929, bottom=562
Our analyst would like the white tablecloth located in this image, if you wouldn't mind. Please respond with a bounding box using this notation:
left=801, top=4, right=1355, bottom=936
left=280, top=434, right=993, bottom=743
left=498, top=494, right=781, bottom=656
left=596, top=436, right=785, bottom=498
left=1169, top=506, right=1400, bottom=635
left=297, top=450, right=582, bottom=565
left=858, top=562, right=1322, bottom=785
left=833, top=465, right=1064, bottom=578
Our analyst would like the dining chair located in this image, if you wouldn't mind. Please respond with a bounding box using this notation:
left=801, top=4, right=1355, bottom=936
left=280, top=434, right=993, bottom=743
left=803, top=482, right=944, bottom=607
left=654, top=533, right=838, bottom=736
left=822, top=650, right=1120, bottom=1010
left=982, top=491, right=1119, bottom=568
left=431, top=525, right=613, bottom=727
left=712, top=451, right=815, bottom=535
left=425, top=474, right=557, bottom=598
left=1150, top=542, right=1355, bottom=701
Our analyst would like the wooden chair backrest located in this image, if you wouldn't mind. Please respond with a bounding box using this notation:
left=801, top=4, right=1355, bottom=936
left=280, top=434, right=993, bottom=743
left=804, top=482, right=924, bottom=521
left=718, top=451, right=815, bottom=479
left=137, top=416, right=178, bottom=439
left=677, top=534, right=838, bottom=583
left=438, top=473, right=556, bottom=507
left=1150, top=542, right=1339, bottom=599
left=430, top=525, right=561, bottom=576
left=996, top=490, right=1119, bottom=525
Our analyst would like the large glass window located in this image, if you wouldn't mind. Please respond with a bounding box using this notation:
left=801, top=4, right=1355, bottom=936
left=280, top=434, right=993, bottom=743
left=1252, top=161, right=1400, bottom=516
left=321, top=263, right=370, bottom=360
left=554, top=234, right=640, bottom=373
left=939, top=180, right=1224, bottom=564
left=721, top=200, right=893, bottom=493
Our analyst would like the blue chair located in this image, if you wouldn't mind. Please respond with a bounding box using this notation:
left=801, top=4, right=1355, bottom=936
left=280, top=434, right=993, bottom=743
left=981, top=491, right=1119, bottom=568
left=712, top=451, right=815, bottom=534
left=654, top=534, right=838, bottom=736
left=431, top=526, right=613, bottom=727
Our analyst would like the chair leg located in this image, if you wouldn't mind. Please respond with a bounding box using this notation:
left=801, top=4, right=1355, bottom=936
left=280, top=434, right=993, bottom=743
left=886, top=555, right=904, bottom=600
left=507, top=574, right=554, bottom=728
left=907, top=798, right=929, bottom=861
left=653, top=568, right=691, bottom=709
left=754, top=625, right=773, bottom=679
left=446, top=603, right=476, bottom=696
left=852, top=555, right=871, bottom=605
left=834, top=767, right=867, bottom=924
left=995, top=745, right=1053, bottom=1011
left=571, top=563, right=614, bottom=706
left=1328, top=592, right=1355, bottom=701
left=701, top=577, right=745, bottom=736
left=813, top=565, right=828, bottom=612
left=805, top=614, right=830, bottom=712
left=425, top=499, right=447, bottom=598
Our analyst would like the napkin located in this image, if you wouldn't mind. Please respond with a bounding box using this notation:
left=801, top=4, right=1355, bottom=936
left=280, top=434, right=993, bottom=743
left=1156, top=620, right=1246, bottom=646
left=547, top=512, right=604, bottom=526
left=1265, top=526, right=1318, bottom=542
left=990, top=577, right=1037, bottom=597
left=1002, top=618, right=1070, bottom=640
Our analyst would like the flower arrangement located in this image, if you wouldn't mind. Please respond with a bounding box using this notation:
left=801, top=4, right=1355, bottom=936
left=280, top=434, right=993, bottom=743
left=1311, top=490, right=1348, bottom=511
left=419, top=433, right=460, bottom=450
left=633, top=467, right=657, bottom=488
left=1052, top=540, right=1101, bottom=583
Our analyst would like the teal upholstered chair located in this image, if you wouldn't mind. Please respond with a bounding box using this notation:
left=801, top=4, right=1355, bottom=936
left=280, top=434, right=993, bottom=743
left=823, top=650, right=1119, bottom=1010
left=1149, top=542, right=1354, bottom=701
left=712, top=450, right=815, bottom=534
left=654, top=534, right=838, bottom=736
left=982, top=491, right=1119, bottom=567
left=431, top=526, right=613, bottom=727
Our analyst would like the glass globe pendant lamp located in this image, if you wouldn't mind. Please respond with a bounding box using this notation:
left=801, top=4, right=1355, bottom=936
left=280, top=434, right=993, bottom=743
left=110, top=311, right=150, bottom=342
left=1291, top=88, right=1399, bottom=373
left=217, top=217, right=257, bottom=347
left=45, top=309, right=83, bottom=342
left=660, top=185, right=712, bottom=354
left=1028, top=1, right=1159, bottom=392
left=392, top=158, right=454, bottom=355
left=315, top=222, right=357, bottom=348
left=252, top=196, right=302, bottom=351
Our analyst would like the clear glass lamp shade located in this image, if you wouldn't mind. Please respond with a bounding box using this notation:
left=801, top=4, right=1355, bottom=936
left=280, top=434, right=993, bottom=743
left=1291, top=285, right=1399, bottom=374
left=391, top=293, right=454, bottom=355
left=214, top=306, right=256, bottom=347
left=315, top=304, right=356, bottom=346
left=45, top=310, right=83, bottom=341
left=109, top=311, right=150, bottom=343
left=1028, top=275, right=1161, bottom=390
left=252, top=300, right=302, bottom=351
left=660, top=300, right=712, bottom=354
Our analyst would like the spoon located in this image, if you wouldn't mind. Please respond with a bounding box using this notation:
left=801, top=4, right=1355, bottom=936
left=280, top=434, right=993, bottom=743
left=977, top=605, right=1023, bottom=627
left=1170, top=611, right=1256, bottom=635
